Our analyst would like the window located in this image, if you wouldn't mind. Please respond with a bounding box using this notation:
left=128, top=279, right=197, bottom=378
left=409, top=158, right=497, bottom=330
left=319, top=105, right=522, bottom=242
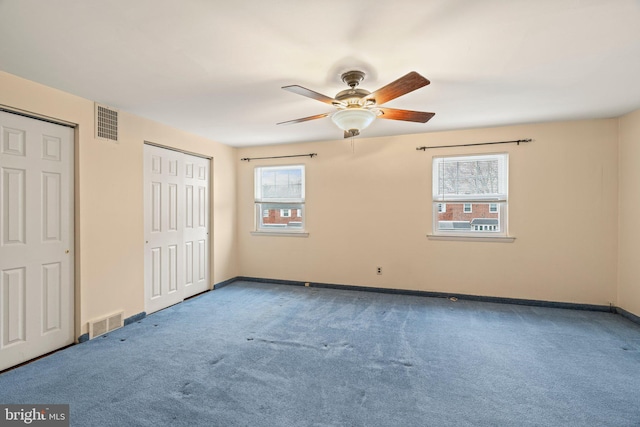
left=254, top=165, right=305, bottom=232
left=432, top=153, right=508, bottom=237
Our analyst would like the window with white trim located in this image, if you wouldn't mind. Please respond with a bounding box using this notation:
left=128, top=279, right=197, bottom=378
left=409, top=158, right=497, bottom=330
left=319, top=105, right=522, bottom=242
left=254, top=165, right=305, bottom=232
left=432, top=153, right=508, bottom=236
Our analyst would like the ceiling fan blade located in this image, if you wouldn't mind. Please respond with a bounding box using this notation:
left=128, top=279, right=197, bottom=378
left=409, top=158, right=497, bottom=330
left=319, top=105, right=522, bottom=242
left=282, top=85, right=336, bottom=105
left=277, top=112, right=330, bottom=125
left=366, top=72, right=430, bottom=105
left=377, top=108, right=435, bottom=123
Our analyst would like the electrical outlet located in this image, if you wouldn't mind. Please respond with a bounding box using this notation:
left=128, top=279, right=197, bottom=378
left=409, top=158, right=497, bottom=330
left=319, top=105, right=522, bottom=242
left=304, top=282, right=310, bottom=287
left=376, top=267, right=382, bottom=275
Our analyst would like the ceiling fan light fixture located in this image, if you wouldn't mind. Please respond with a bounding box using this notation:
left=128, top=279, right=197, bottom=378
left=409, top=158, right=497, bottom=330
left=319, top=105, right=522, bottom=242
left=331, top=108, right=376, bottom=134
left=279, top=70, right=432, bottom=137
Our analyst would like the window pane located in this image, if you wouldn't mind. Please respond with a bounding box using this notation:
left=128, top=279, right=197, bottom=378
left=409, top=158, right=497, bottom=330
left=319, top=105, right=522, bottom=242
left=435, top=203, right=501, bottom=233
left=254, top=165, right=306, bottom=233
left=258, top=203, right=303, bottom=230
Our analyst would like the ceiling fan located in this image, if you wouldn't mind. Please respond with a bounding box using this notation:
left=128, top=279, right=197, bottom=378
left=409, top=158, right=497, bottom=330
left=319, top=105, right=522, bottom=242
left=278, top=70, right=435, bottom=138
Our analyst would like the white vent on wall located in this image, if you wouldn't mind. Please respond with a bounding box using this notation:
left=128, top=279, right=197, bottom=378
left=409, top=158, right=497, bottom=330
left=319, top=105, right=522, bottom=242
left=89, top=311, right=124, bottom=339
left=95, top=103, right=119, bottom=142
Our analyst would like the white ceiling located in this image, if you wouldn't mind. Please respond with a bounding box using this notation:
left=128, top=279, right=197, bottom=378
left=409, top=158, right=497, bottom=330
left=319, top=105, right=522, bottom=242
left=1, top=0, right=640, bottom=147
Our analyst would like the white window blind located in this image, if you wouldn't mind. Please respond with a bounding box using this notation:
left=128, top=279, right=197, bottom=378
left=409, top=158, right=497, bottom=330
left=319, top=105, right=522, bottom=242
left=255, top=165, right=305, bottom=203
left=432, top=154, right=508, bottom=203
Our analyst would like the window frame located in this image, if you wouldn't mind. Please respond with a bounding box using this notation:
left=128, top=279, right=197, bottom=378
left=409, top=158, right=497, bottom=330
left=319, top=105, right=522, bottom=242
left=431, top=153, right=509, bottom=239
left=253, top=164, right=307, bottom=235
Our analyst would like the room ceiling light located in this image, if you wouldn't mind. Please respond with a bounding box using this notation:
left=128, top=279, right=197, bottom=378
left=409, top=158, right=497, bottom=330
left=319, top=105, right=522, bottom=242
left=331, top=108, right=377, bottom=137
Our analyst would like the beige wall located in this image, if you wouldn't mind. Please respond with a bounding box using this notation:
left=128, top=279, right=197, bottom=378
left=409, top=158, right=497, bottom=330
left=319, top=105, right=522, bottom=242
left=618, top=108, right=640, bottom=316
left=0, top=71, right=238, bottom=338
left=238, top=119, right=619, bottom=306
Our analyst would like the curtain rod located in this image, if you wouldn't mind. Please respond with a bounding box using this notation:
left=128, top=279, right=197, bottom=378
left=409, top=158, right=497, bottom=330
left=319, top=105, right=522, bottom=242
left=241, top=153, right=317, bottom=162
left=416, top=139, right=532, bottom=151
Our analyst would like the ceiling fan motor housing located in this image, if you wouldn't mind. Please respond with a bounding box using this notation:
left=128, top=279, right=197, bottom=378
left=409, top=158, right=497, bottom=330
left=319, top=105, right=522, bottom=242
left=334, top=88, right=371, bottom=107
left=341, top=70, right=366, bottom=88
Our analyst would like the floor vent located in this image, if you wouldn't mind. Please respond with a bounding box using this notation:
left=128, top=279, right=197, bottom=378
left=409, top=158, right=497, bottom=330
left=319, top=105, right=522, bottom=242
left=95, top=103, right=118, bottom=142
left=89, top=311, right=124, bottom=339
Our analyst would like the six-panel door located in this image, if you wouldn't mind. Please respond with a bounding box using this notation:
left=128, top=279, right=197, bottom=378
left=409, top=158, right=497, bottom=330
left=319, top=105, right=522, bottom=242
left=0, top=112, right=74, bottom=371
left=144, top=144, right=210, bottom=314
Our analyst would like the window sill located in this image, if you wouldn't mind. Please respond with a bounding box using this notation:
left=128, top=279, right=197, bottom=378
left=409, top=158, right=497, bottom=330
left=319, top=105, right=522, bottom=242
left=251, top=231, right=309, bottom=237
left=427, top=234, right=515, bottom=243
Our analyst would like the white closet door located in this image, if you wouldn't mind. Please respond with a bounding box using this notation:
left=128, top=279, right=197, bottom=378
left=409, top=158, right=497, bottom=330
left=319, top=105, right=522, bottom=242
left=144, top=145, right=210, bottom=314
left=144, top=145, right=185, bottom=314
left=183, top=154, right=209, bottom=299
left=0, top=111, right=74, bottom=371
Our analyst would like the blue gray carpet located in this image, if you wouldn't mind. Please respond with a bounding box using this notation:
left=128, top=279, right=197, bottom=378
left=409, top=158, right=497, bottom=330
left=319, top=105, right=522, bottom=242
left=1, top=281, right=640, bottom=426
